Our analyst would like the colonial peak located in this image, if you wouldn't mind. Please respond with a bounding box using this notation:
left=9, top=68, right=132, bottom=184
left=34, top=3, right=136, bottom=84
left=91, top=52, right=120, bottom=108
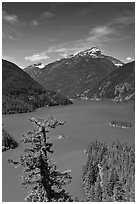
left=77, top=46, right=101, bottom=57
left=87, top=47, right=101, bottom=54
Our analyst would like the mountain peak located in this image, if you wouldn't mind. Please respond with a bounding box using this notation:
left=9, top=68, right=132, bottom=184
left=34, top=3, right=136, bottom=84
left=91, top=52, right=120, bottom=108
left=33, top=62, right=45, bottom=69
left=87, top=47, right=101, bottom=54
left=77, top=46, right=101, bottom=57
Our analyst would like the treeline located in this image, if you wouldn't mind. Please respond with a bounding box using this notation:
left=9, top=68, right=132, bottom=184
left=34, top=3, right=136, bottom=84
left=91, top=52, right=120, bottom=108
left=2, top=92, right=72, bottom=114
left=2, top=95, right=34, bottom=114
left=110, top=120, right=133, bottom=128
left=82, top=140, right=135, bottom=202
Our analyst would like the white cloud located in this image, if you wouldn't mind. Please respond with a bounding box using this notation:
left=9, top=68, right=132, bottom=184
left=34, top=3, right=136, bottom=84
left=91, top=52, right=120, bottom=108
left=86, top=25, right=116, bottom=44
left=42, top=12, right=54, bottom=19
left=33, top=19, right=38, bottom=26
left=70, top=14, right=134, bottom=53
left=90, top=26, right=113, bottom=35
left=25, top=52, right=49, bottom=62
left=110, top=15, right=135, bottom=26
left=2, top=55, right=14, bottom=61
left=44, top=12, right=134, bottom=60
left=2, top=32, right=15, bottom=40
left=2, top=56, right=24, bottom=68
left=3, top=10, right=24, bottom=40
left=59, top=53, right=69, bottom=58
left=2, top=26, right=22, bottom=40
left=55, top=48, right=67, bottom=53
left=126, top=57, right=134, bottom=61
left=47, top=45, right=82, bottom=58
left=2, top=11, right=18, bottom=25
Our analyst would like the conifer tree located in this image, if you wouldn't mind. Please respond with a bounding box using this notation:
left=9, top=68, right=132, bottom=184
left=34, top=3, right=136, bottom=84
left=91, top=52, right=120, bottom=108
left=82, top=140, right=135, bottom=202
left=9, top=116, right=73, bottom=202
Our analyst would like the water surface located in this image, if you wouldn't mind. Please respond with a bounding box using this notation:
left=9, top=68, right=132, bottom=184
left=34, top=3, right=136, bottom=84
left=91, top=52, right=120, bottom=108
left=2, top=100, right=135, bottom=201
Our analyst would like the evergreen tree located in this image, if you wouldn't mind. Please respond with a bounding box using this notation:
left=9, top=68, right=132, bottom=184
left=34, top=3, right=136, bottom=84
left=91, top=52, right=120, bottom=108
left=9, top=116, right=73, bottom=202
left=82, top=140, right=135, bottom=202
left=94, top=176, right=102, bottom=201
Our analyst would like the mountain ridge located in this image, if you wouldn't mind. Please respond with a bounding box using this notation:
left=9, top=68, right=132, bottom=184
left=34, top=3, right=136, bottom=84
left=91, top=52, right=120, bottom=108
left=2, top=59, right=72, bottom=114
left=81, top=61, right=135, bottom=101
left=24, top=47, right=122, bottom=98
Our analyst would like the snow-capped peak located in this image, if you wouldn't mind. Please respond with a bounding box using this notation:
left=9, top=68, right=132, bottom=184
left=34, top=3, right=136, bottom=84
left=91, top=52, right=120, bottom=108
left=33, top=63, right=45, bottom=69
left=87, top=47, right=101, bottom=54
left=77, top=47, right=102, bottom=57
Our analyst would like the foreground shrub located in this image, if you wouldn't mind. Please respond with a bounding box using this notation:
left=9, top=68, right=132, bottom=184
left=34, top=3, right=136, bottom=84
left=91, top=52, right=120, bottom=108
left=2, top=129, right=18, bottom=152
left=82, top=140, right=135, bottom=202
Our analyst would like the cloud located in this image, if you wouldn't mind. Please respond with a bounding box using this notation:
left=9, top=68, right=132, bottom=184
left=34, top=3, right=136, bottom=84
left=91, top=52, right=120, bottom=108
left=25, top=52, right=49, bottom=62
left=2, top=55, right=14, bottom=61
left=30, top=11, right=134, bottom=61
left=2, top=11, right=18, bottom=25
left=126, top=57, right=134, bottom=61
left=2, top=32, right=15, bottom=40
left=79, top=25, right=117, bottom=48
left=46, top=13, right=134, bottom=59
left=47, top=45, right=81, bottom=57
left=88, top=25, right=115, bottom=41
left=3, top=10, right=24, bottom=40
left=42, top=11, right=54, bottom=19
left=59, top=53, right=68, bottom=58
left=2, top=55, right=24, bottom=68
left=55, top=48, right=69, bottom=57
left=67, top=13, right=134, bottom=51
left=32, top=19, right=38, bottom=26
left=2, top=25, right=22, bottom=40
left=109, top=15, right=135, bottom=26
left=91, top=26, right=113, bottom=35
left=81, top=13, right=134, bottom=48
left=48, top=26, right=116, bottom=57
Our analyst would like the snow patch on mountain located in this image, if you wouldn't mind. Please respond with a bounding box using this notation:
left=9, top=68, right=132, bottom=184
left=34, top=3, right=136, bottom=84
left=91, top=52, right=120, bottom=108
left=77, top=47, right=101, bottom=57
left=34, top=63, right=45, bottom=69
left=115, top=63, right=123, bottom=67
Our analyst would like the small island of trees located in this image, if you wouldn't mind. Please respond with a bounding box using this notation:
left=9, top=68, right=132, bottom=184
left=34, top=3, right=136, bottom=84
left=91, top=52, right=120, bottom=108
left=110, top=120, right=133, bottom=128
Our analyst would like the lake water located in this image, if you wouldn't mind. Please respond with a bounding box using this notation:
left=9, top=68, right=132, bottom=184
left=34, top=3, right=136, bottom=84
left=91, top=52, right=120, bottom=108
left=2, top=100, right=135, bottom=202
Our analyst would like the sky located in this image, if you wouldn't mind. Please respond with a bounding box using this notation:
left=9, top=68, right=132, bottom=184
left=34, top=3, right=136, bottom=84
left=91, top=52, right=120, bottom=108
left=2, top=2, right=135, bottom=68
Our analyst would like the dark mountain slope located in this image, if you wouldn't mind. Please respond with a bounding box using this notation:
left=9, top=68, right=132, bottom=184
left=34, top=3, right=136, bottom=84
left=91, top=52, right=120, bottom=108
left=24, top=47, right=122, bottom=98
left=2, top=60, right=72, bottom=114
left=85, top=61, right=135, bottom=101
left=3, top=60, right=45, bottom=96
